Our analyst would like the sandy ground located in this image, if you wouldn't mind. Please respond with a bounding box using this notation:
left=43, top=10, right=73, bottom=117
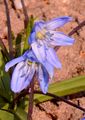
left=0, top=0, right=85, bottom=120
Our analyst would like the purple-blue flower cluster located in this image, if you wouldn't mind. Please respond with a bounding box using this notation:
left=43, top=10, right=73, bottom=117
left=5, top=16, right=74, bottom=94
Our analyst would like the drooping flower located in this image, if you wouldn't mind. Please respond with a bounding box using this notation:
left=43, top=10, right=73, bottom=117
left=5, top=49, right=49, bottom=94
left=28, top=16, right=74, bottom=71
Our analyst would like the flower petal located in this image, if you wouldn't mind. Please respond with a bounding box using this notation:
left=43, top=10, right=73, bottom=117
left=48, top=31, right=74, bottom=46
left=46, top=47, right=62, bottom=69
left=37, top=64, right=49, bottom=94
left=31, top=42, right=46, bottom=63
left=26, top=49, right=38, bottom=62
left=81, top=118, right=85, bottom=120
left=28, top=31, right=36, bottom=44
left=45, top=16, right=72, bottom=30
left=5, top=56, right=25, bottom=72
left=34, top=20, right=45, bottom=33
left=21, top=62, right=36, bottom=90
left=42, top=61, right=54, bottom=79
left=11, top=61, right=35, bottom=93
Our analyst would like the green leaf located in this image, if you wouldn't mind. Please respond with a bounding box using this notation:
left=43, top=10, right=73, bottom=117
left=15, top=32, right=24, bottom=57
left=23, top=16, right=34, bottom=52
left=0, top=110, right=14, bottom=120
left=0, top=51, right=11, bottom=104
left=34, top=75, right=85, bottom=103
left=0, top=38, right=10, bottom=61
left=0, top=97, right=7, bottom=108
left=15, top=107, right=27, bottom=120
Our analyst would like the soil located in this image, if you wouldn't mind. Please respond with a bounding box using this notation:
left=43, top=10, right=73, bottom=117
left=0, top=0, right=85, bottom=120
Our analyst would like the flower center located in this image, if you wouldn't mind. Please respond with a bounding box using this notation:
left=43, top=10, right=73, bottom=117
left=36, top=29, right=46, bottom=40
left=28, top=61, right=32, bottom=65
left=36, top=29, right=54, bottom=41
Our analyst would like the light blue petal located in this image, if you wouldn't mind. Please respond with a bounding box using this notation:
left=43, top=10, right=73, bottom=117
left=34, top=20, right=45, bottom=33
left=45, top=16, right=72, bottom=30
left=28, top=21, right=45, bottom=44
left=26, top=49, right=38, bottom=62
left=21, top=62, right=36, bottom=91
left=38, top=64, right=49, bottom=94
left=46, top=47, right=62, bottom=69
left=31, top=42, right=46, bottom=63
left=5, top=49, right=38, bottom=72
left=48, top=31, right=74, bottom=46
left=42, top=61, right=54, bottom=79
left=81, top=118, right=85, bottom=120
left=11, top=61, right=35, bottom=93
left=31, top=42, right=54, bottom=78
left=5, top=56, right=25, bottom=72
left=28, top=31, right=36, bottom=44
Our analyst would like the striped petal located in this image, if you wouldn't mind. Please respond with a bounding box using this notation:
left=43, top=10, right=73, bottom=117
left=45, top=16, right=72, bottom=30
left=11, top=61, right=35, bottom=93
left=34, top=20, right=45, bottom=33
left=5, top=56, right=25, bottom=72
left=25, top=49, right=38, bottom=62
left=46, top=47, right=62, bottom=69
left=42, top=61, right=54, bottom=79
left=31, top=42, right=46, bottom=63
left=37, top=64, right=49, bottom=94
left=48, top=31, right=74, bottom=46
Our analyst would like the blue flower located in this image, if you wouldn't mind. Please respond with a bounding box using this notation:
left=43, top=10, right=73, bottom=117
left=5, top=49, right=49, bottom=94
left=81, top=118, right=85, bottom=120
left=28, top=16, right=74, bottom=71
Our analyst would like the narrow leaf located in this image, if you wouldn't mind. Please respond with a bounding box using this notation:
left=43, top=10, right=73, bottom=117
left=34, top=76, right=85, bottom=103
left=0, top=51, right=11, bottom=103
left=23, top=16, right=34, bottom=52
left=0, top=110, right=14, bottom=120
left=15, top=107, right=27, bottom=120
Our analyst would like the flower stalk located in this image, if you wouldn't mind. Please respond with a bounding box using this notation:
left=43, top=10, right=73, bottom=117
left=4, top=0, right=13, bottom=59
left=27, top=74, right=35, bottom=120
left=21, top=0, right=29, bottom=28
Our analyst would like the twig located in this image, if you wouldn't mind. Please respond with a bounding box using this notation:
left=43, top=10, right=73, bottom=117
left=68, top=20, right=85, bottom=36
left=27, top=75, right=35, bottom=120
left=4, top=0, right=13, bottom=59
left=12, top=90, right=85, bottom=112
left=21, top=0, right=29, bottom=28
left=35, top=91, right=85, bottom=112
left=55, top=20, right=85, bottom=50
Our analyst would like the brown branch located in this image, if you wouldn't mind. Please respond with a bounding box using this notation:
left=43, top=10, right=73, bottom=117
left=68, top=20, right=85, bottom=36
left=4, top=0, right=13, bottom=59
left=54, top=20, right=85, bottom=50
left=27, top=78, right=35, bottom=120
left=12, top=90, right=85, bottom=112
left=35, top=91, right=85, bottom=112
left=21, top=0, right=29, bottom=28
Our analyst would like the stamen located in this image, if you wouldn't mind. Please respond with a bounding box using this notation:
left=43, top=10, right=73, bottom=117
left=28, top=61, right=32, bottom=65
left=36, top=29, right=46, bottom=40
